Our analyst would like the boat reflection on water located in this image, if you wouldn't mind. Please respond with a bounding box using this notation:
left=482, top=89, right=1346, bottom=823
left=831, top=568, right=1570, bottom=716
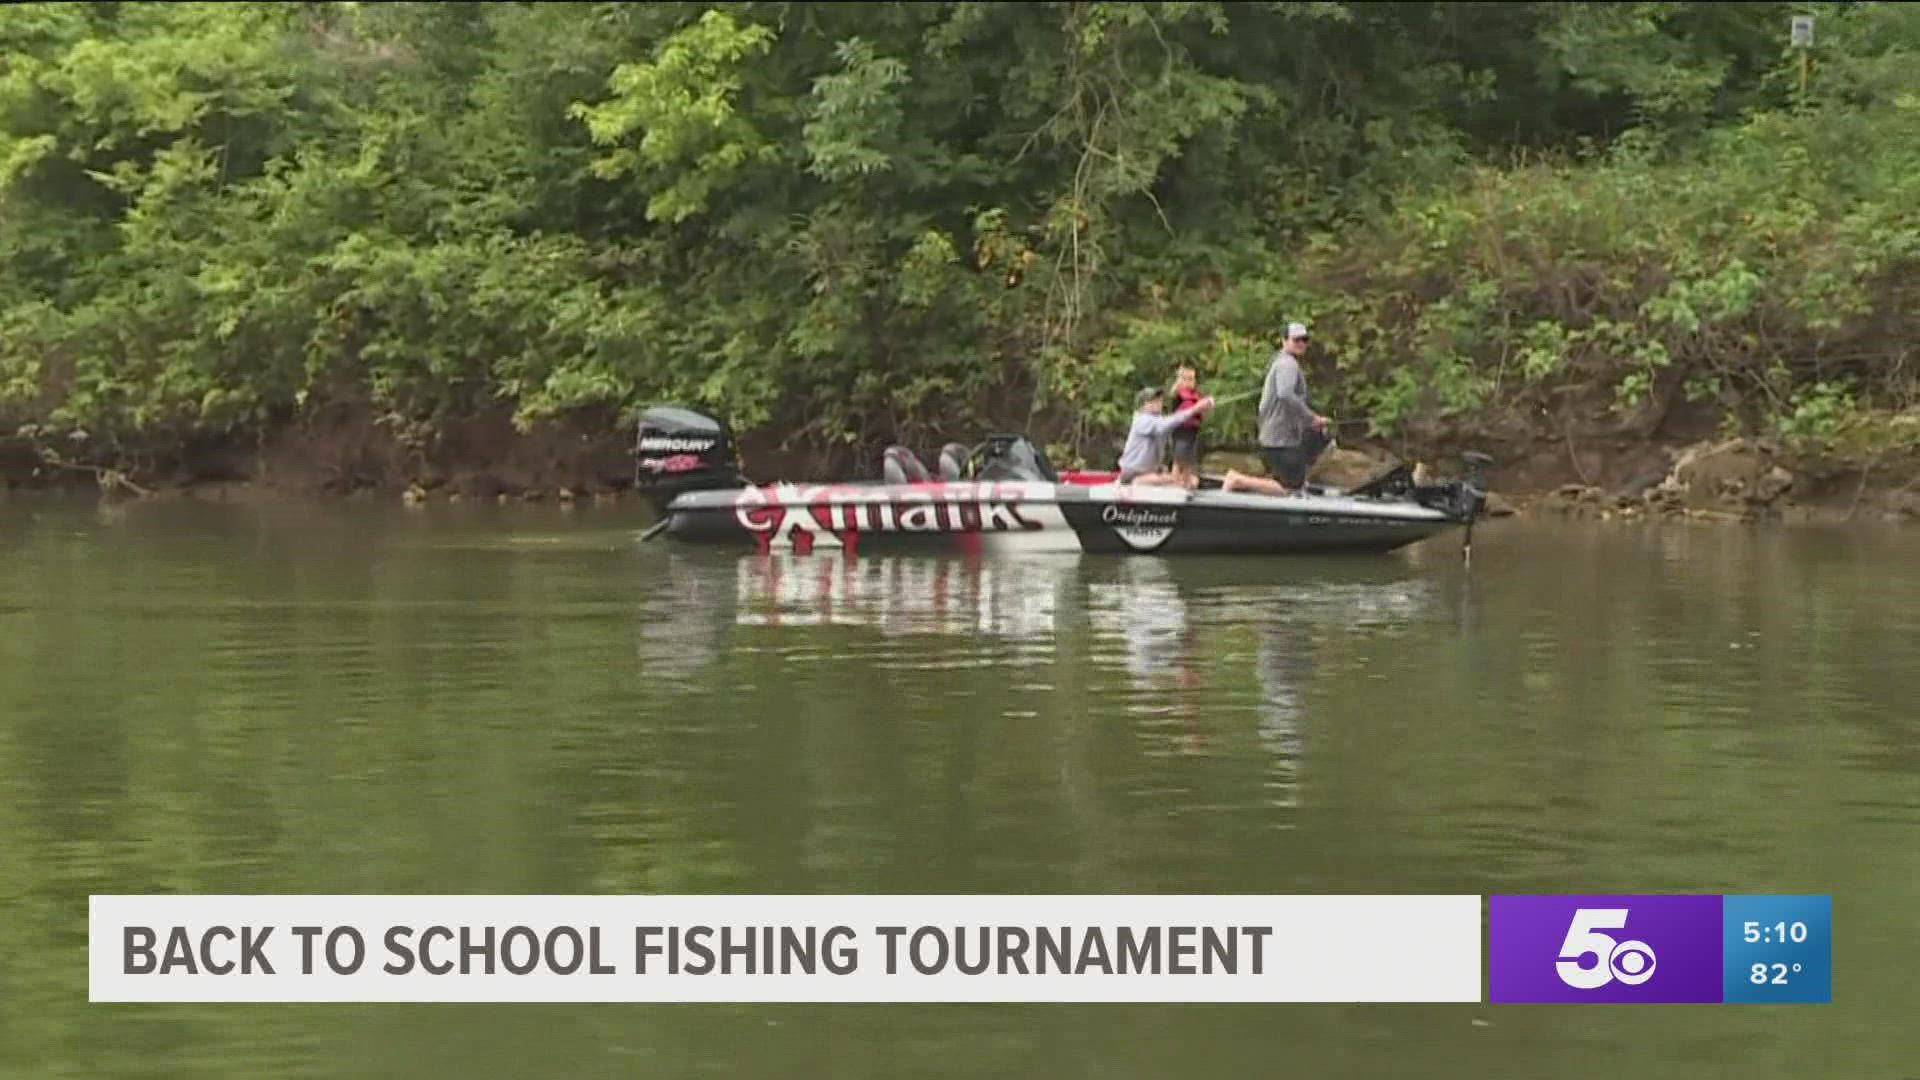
left=637, top=552, right=1083, bottom=682
left=1084, top=560, right=1213, bottom=762
left=1193, top=573, right=1444, bottom=633
left=634, top=551, right=736, bottom=682
left=1082, top=558, right=1444, bottom=805
left=1254, top=619, right=1309, bottom=809
left=1086, top=559, right=1192, bottom=692
left=1242, top=569, right=1441, bottom=810
left=640, top=548, right=1446, bottom=816
left=731, top=552, right=1078, bottom=641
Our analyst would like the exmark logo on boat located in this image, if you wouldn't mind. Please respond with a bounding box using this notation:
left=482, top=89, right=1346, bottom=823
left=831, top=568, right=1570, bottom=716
left=1101, top=503, right=1180, bottom=552
left=735, top=483, right=1041, bottom=554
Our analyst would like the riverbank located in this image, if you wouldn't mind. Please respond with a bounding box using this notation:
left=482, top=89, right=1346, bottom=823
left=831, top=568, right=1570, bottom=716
left=6, top=413, right=1914, bottom=526
left=1275, top=435, right=1920, bottom=525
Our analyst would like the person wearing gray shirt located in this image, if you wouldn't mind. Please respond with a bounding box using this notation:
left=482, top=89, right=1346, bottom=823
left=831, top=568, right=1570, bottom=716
left=1117, top=386, right=1214, bottom=486
left=1224, top=321, right=1330, bottom=495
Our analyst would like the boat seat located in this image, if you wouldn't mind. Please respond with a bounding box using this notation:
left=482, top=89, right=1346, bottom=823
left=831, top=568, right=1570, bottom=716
left=937, top=442, right=969, bottom=482
left=882, top=445, right=932, bottom=485
left=971, top=434, right=1059, bottom=483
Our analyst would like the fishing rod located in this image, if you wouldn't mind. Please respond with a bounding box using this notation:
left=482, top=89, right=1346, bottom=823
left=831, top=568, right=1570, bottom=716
left=1203, top=388, right=1261, bottom=408
left=1192, top=388, right=1372, bottom=430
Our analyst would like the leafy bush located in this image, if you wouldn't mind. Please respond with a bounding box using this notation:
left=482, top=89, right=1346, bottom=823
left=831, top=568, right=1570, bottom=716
left=0, top=1, right=1915, bottom=483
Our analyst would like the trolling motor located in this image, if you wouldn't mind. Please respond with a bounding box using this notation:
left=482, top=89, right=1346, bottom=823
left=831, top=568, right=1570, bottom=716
left=1346, top=449, right=1495, bottom=563
left=1457, top=451, right=1493, bottom=567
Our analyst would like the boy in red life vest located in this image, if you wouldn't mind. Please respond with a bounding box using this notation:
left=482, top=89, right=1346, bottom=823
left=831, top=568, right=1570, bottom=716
left=1168, top=364, right=1206, bottom=487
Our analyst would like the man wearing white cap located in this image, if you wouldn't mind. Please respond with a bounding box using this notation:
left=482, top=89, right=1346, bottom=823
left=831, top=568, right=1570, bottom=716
left=1223, top=321, right=1330, bottom=495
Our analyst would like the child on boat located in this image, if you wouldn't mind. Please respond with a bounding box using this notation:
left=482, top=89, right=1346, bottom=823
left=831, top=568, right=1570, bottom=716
left=1168, top=364, right=1206, bottom=487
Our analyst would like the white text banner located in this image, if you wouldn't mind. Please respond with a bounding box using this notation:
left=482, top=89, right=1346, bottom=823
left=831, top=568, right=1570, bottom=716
left=90, top=894, right=1482, bottom=1003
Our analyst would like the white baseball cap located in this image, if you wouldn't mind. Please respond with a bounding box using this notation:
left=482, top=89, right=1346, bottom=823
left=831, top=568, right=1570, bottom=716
left=1286, top=322, right=1309, bottom=340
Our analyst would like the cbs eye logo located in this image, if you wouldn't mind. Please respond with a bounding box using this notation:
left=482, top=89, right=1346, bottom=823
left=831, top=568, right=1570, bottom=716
left=1555, top=908, right=1658, bottom=989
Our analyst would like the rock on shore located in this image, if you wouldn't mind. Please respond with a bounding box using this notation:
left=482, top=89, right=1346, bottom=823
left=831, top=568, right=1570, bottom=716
left=1532, top=437, right=1817, bottom=522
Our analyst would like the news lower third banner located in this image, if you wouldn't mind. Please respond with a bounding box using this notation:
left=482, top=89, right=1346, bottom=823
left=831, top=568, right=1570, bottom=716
left=87, top=894, right=1832, bottom=1005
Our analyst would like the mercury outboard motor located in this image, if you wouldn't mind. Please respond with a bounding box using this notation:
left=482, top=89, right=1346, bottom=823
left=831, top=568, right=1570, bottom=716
left=633, top=405, right=748, bottom=515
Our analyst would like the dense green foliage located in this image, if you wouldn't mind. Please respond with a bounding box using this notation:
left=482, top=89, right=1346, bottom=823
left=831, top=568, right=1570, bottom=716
left=0, top=1, right=1915, bottom=482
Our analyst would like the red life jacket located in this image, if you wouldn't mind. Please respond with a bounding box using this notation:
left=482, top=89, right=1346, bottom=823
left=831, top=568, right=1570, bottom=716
left=1172, top=385, right=1205, bottom=430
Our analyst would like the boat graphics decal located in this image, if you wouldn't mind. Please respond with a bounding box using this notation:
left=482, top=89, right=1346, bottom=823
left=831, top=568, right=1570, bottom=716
left=639, top=452, right=707, bottom=475
left=1100, top=502, right=1181, bottom=552
left=636, top=434, right=721, bottom=476
left=660, top=478, right=1455, bottom=555
left=734, top=482, right=1044, bottom=554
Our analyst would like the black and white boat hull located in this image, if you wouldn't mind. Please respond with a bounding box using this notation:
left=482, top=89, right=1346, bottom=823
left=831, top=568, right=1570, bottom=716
left=658, top=480, right=1461, bottom=556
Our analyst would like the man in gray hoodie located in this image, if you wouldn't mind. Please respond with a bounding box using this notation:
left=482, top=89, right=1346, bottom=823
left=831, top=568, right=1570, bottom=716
left=1118, top=386, right=1214, bottom=486
left=1224, top=322, right=1330, bottom=495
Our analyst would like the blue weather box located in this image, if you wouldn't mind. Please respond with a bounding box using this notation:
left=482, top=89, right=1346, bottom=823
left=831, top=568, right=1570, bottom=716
left=1722, top=895, right=1832, bottom=1004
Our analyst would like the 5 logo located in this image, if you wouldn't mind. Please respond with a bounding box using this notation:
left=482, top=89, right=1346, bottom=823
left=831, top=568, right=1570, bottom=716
left=1490, top=894, right=1721, bottom=1003
left=1555, top=908, right=1658, bottom=989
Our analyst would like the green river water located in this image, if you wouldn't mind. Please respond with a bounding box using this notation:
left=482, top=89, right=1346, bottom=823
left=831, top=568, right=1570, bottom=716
left=1, top=496, right=1914, bottom=1078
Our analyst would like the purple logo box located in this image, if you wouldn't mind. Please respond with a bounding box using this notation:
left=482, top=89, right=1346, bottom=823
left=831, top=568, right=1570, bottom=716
left=1489, top=895, right=1724, bottom=1003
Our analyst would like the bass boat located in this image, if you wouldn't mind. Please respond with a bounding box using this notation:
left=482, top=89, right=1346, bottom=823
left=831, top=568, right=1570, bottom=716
left=633, top=406, right=1491, bottom=558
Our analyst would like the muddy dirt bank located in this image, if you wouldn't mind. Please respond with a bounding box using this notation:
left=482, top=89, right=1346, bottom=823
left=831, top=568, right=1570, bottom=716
left=3, top=415, right=1915, bottom=525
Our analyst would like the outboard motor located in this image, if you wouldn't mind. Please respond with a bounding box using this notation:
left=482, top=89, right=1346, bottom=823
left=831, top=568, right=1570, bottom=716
left=633, top=405, right=748, bottom=515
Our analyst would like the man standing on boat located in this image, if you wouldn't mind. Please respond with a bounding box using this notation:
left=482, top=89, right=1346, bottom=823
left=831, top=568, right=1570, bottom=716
left=1118, top=386, right=1214, bottom=487
left=1223, top=321, right=1330, bottom=495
